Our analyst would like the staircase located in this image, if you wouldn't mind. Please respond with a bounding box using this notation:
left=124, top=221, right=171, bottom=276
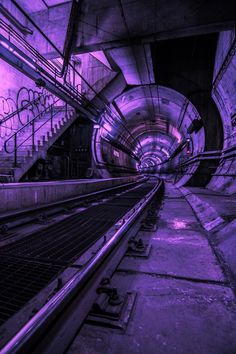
left=0, top=101, right=77, bottom=182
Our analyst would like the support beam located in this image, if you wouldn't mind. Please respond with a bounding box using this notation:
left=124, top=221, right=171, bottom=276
left=0, top=39, right=98, bottom=123
left=31, top=0, right=236, bottom=56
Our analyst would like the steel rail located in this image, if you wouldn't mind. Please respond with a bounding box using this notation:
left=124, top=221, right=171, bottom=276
left=0, top=177, right=146, bottom=228
left=0, top=179, right=162, bottom=354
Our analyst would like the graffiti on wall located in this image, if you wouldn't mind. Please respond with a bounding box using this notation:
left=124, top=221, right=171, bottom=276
left=0, top=96, right=16, bottom=138
left=0, top=87, right=57, bottom=140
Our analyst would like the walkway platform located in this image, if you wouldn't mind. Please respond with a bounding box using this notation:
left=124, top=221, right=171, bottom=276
left=68, top=183, right=236, bottom=354
left=0, top=176, right=140, bottom=212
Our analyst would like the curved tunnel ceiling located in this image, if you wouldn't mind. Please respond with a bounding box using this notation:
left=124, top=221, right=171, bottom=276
left=97, top=85, right=205, bottom=169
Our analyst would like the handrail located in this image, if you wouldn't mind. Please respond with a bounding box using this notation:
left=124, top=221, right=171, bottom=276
left=8, top=0, right=110, bottom=101
left=0, top=91, right=54, bottom=126
left=0, top=8, right=145, bottom=153
left=0, top=14, right=140, bottom=146
left=0, top=179, right=162, bottom=354
left=0, top=18, right=97, bottom=105
left=3, top=98, right=72, bottom=166
left=0, top=20, right=60, bottom=78
left=0, top=20, right=88, bottom=110
left=4, top=98, right=60, bottom=151
left=175, top=144, right=236, bottom=170
left=0, top=97, right=40, bottom=126
left=0, top=32, right=93, bottom=124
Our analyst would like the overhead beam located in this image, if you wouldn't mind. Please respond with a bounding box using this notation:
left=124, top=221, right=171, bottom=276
left=0, top=39, right=98, bottom=122
left=31, top=0, right=236, bottom=56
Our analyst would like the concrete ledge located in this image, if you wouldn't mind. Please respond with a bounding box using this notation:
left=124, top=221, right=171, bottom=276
left=179, top=185, right=236, bottom=285
left=215, top=220, right=236, bottom=282
left=0, top=176, right=141, bottom=212
left=179, top=187, right=225, bottom=232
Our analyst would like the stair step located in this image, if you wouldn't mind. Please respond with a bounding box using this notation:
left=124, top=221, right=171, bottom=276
left=1, top=159, right=25, bottom=166
left=0, top=167, right=15, bottom=171
left=0, top=108, right=76, bottom=181
left=1, top=156, right=24, bottom=163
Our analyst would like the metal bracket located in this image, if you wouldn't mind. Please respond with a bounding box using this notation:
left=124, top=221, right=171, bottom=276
left=115, top=218, right=126, bottom=230
left=125, top=237, right=151, bottom=257
left=0, top=224, right=9, bottom=234
left=140, top=207, right=158, bottom=231
left=35, top=213, right=48, bottom=224
left=45, top=278, right=63, bottom=303
left=86, top=278, right=136, bottom=331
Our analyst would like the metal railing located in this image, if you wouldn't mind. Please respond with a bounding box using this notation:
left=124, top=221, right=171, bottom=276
left=4, top=98, right=72, bottom=166
left=175, top=144, right=236, bottom=170
left=0, top=17, right=98, bottom=111
left=0, top=90, right=56, bottom=129
left=0, top=20, right=96, bottom=127
left=0, top=2, right=148, bottom=164
left=0, top=13, right=143, bottom=151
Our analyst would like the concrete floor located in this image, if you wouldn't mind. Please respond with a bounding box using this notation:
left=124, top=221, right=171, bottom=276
left=68, top=184, right=236, bottom=354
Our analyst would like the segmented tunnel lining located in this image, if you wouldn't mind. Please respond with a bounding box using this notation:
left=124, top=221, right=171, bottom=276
left=0, top=182, right=155, bottom=327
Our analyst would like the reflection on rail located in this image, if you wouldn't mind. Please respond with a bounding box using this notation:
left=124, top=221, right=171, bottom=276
left=0, top=178, right=163, bottom=353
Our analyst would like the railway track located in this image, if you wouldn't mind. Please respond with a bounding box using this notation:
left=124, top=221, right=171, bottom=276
left=0, top=178, right=147, bottom=235
left=0, top=178, right=164, bottom=353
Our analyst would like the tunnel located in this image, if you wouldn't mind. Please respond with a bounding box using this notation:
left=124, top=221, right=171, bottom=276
left=0, top=1, right=236, bottom=353
left=93, top=85, right=206, bottom=182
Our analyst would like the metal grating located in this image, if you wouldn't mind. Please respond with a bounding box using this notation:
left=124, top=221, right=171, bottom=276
left=0, top=255, right=62, bottom=326
left=0, top=217, right=114, bottom=264
left=0, top=183, right=155, bottom=326
left=0, top=184, right=154, bottom=264
left=104, top=198, right=139, bottom=207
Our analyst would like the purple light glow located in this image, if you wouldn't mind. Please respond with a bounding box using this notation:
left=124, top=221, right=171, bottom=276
left=170, top=125, right=182, bottom=143
left=161, top=147, right=170, bottom=158
left=0, top=40, right=36, bottom=70
left=103, top=123, right=112, bottom=132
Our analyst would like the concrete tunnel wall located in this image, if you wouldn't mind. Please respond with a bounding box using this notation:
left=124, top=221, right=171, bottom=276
left=91, top=31, right=236, bottom=190
left=91, top=84, right=207, bottom=182
left=207, top=30, right=236, bottom=194
left=91, top=122, right=138, bottom=179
